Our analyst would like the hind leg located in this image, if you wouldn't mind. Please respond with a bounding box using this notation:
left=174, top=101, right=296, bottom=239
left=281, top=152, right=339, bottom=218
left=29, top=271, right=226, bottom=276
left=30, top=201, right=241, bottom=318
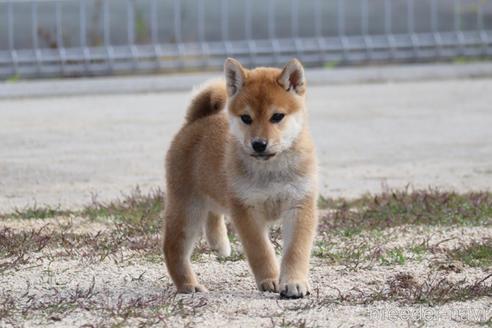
left=205, top=212, right=231, bottom=257
left=162, top=199, right=207, bottom=293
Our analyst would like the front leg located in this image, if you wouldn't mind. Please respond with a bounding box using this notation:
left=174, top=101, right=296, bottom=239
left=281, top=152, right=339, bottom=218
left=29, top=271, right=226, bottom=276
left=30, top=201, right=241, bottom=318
left=231, top=202, right=279, bottom=293
left=279, top=195, right=318, bottom=299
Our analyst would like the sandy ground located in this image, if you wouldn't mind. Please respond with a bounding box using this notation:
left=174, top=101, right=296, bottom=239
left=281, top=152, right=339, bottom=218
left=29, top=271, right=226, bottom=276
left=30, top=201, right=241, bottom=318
left=1, top=78, right=492, bottom=211
left=1, top=216, right=491, bottom=327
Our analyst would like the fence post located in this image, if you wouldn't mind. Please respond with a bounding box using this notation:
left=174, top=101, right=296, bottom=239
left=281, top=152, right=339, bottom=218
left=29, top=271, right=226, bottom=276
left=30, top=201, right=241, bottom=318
left=477, top=0, right=489, bottom=56
left=103, top=0, right=114, bottom=73
left=79, top=0, right=91, bottom=74
left=173, top=0, right=184, bottom=68
left=55, top=1, right=65, bottom=75
left=150, top=0, right=161, bottom=70
left=407, top=0, right=420, bottom=60
left=221, top=0, right=232, bottom=57
left=7, top=0, right=18, bottom=76
left=384, top=0, right=396, bottom=60
left=268, top=0, right=280, bottom=64
left=127, top=0, right=139, bottom=71
left=431, top=0, right=443, bottom=58
left=244, top=0, right=257, bottom=66
left=291, top=0, right=302, bottom=61
left=454, top=0, right=465, bottom=56
left=314, top=0, right=326, bottom=63
left=361, top=0, right=373, bottom=61
left=197, top=0, right=209, bottom=68
left=337, top=0, right=348, bottom=62
left=32, top=1, right=43, bottom=74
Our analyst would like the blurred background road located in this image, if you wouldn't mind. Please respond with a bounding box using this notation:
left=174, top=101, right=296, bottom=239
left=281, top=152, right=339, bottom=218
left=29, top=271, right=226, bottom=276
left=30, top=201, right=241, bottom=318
left=1, top=66, right=491, bottom=211
left=1, top=0, right=492, bottom=210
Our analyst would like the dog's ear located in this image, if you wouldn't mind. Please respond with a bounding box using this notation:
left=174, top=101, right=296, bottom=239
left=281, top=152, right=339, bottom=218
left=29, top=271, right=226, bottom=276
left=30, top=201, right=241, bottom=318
left=278, top=59, right=306, bottom=96
left=224, top=58, right=246, bottom=97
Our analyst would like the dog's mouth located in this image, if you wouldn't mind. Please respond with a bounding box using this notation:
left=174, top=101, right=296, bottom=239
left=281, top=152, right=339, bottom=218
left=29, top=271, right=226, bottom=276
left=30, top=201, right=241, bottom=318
left=250, top=153, right=276, bottom=161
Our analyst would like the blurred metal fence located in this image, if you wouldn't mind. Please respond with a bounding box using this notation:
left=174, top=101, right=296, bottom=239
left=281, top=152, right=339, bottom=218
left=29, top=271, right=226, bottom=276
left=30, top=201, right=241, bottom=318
left=1, top=0, right=491, bottom=79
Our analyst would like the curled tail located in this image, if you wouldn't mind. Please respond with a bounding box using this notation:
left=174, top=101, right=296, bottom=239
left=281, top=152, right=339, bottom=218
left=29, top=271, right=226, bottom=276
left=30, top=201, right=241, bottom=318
left=185, top=79, right=227, bottom=124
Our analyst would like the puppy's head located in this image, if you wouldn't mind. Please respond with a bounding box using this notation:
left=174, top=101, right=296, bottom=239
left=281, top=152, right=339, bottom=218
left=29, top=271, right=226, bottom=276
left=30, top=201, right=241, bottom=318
left=225, top=58, right=306, bottom=161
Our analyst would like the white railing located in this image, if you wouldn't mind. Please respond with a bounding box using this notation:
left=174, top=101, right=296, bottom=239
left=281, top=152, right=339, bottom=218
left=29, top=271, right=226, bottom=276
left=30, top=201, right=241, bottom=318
left=0, top=0, right=491, bottom=78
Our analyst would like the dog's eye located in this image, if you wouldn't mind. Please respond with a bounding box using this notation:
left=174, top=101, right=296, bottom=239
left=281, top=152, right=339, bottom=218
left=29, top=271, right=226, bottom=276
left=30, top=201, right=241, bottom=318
left=270, top=113, right=285, bottom=123
left=240, top=114, right=253, bottom=125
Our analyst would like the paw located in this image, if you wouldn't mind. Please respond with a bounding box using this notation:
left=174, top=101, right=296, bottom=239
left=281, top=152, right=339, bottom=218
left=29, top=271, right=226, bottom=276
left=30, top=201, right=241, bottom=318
left=177, top=283, right=208, bottom=294
left=279, top=280, right=310, bottom=299
left=213, top=238, right=232, bottom=257
left=258, top=278, right=279, bottom=293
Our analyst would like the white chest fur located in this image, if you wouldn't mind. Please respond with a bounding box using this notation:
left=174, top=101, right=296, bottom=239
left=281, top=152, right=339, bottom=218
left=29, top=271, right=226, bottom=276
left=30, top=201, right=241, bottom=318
left=230, top=151, right=316, bottom=214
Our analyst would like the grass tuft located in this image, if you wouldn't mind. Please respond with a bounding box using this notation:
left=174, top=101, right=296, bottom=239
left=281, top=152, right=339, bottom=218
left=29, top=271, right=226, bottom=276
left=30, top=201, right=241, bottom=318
left=378, top=272, right=492, bottom=305
left=319, top=190, right=492, bottom=235
left=333, top=272, right=492, bottom=306
left=447, top=239, right=492, bottom=268
left=379, top=248, right=406, bottom=266
left=0, top=205, right=71, bottom=220
left=82, top=188, right=164, bottom=235
left=312, top=239, right=380, bottom=271
left=1, top=188, right=164, bottom=236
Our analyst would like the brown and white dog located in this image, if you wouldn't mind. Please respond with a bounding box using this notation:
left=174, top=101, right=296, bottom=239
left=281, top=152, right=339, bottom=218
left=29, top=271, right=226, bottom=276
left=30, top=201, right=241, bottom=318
left=162, top=58, right=318, bottom=299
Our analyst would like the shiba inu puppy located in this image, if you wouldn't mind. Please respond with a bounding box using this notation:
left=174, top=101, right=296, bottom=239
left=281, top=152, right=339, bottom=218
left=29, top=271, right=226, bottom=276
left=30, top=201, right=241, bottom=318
left=162, top=58, right=318, bottom=299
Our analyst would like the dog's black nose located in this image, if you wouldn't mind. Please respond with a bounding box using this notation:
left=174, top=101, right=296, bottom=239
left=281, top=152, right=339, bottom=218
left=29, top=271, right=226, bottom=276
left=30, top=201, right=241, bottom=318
left=252, top=139, right=268, bottom=153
